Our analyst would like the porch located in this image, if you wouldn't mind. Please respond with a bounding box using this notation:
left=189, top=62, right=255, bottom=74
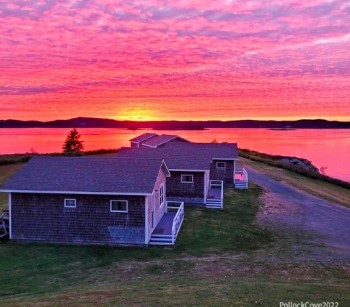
left=234, top=168, right=248, bottom=189
left=149, top=201, right=184, bottom=245
left=206, top=180, right=224, bottom=209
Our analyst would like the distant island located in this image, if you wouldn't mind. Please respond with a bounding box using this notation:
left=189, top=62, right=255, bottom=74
left=1, top=117, right=350, bottom=129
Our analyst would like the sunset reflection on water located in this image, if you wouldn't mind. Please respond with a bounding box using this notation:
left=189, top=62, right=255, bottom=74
left=0, top=128, right=349, bottom=182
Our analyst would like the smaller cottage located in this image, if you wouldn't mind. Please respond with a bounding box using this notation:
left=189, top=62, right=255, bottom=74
left=129, top=133, right=158, bottom=148
left=129, top=133, right=188, bottom=148
left=0, top=157, right=184, bottom=246
left=117, top=141, right=248, bottom=208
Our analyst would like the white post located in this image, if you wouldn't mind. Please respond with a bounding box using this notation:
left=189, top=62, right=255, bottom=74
left=221, top=181, right=224, bottom=208
left=8, top=193, right=12, bottom=239
left=165, top=185, right=168, bottom=213
left=203, top=171, right=208, bottom=204
left=144, top=196, right=148, bottom=244
left=172, top=223, right=175, bottom=245
left=233, top=160, right=236, bottom=185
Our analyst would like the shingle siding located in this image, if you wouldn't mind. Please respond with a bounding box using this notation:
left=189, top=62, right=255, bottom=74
left=154, top=165, right=167, bottom=226
left=166, top=171, right=204, bottom=204
left=11, top=193, right=146, bottom=245
left=210, top=160, right=235, bottom=184
left=145, top=164, right=167, bottom=242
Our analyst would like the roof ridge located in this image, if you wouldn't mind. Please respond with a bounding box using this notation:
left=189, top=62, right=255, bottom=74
left=29, top=155, right=164, bottom=160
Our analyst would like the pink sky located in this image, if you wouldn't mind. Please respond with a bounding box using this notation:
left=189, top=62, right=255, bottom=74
left=0, top=0, right=349, bottom=121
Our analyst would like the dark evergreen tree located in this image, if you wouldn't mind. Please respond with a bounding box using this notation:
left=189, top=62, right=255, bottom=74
left=62, top=128, right=84, bottom=154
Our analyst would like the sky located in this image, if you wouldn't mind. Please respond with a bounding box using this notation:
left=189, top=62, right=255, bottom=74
left=0, top=0, right=349, bottom=121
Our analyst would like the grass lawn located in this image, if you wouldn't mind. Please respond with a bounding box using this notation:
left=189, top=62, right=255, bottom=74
left=1, top=162, right=350, bottom=305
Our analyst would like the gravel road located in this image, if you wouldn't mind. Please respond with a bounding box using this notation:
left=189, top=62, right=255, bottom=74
left=246, top=167, right=350, bottom=262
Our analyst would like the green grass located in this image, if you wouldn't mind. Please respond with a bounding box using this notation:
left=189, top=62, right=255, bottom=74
left=3, top=265, right=350, bottom=306
left=174, top=187, right=271, bottom=254
left=4, top=278, right=350, bottom=306
left=1, top=160, right=349, bottom=305
left=1, top=182, right=349, bottom=305
left=0, top=184, right=272, bottom=298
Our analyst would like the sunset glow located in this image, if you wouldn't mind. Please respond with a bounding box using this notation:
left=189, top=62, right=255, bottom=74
left=117, top=105, right=158, bottom=121
left=0, top=0, right=350, bottom=121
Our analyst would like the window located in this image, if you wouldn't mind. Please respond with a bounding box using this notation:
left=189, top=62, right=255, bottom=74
left=110, top=200, right=128, bottom=213
left=64, top=198, right=76, bottom=208
left=181, top=174, right=193, bottom=183
left=159, top=184, right=164, bottom=206
left=216, top=162, right=226, bottom=169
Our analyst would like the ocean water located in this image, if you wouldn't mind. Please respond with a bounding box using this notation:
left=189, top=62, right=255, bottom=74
left=0, top=128, right=349, bottom=182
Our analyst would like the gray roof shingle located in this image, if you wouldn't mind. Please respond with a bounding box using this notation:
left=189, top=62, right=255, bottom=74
left=117, top=142, right=238, bottom=171
left=129, top=133, right=157, bottom=143
left=141, top=134, right=187, bottom=148
left=0, top=156, right=167, bottom=194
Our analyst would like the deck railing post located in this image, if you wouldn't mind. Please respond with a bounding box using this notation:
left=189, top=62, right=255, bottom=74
left=221, top=180, right=224, bottom=208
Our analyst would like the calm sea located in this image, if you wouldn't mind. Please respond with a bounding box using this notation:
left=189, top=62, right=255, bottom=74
left=0, top=128, right=349, bottom=182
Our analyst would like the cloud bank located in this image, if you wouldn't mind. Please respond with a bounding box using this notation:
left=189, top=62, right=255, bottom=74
left=0, top=0, right=349, bottom=120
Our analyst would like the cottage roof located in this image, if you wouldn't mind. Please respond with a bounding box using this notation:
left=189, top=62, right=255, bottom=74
left=129, top=133, right=157, bottom=143
left=0, top=156, right=169, bottom=195
left=117, top=142, right=238, bottom=171
left=141, top=134, right=187, bottom=148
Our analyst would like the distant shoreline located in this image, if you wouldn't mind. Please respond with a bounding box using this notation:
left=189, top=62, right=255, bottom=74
left=1, top=117, right=350, bottom=129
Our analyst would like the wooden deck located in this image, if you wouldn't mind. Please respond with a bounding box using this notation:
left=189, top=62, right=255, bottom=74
left=207, top=188, right=222, bottom=200
left=152, top=212, right=176, bottom=236
left=234, top=168, right=248, bottom=189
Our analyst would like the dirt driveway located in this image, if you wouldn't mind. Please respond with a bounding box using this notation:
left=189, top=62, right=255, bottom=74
left=246, top=167, right=350, bottom=262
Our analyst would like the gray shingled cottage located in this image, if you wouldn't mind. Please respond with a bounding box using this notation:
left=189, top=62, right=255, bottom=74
left=118, top=140, right=249, bottom=209
left=0, top=157, right=184, bottom=246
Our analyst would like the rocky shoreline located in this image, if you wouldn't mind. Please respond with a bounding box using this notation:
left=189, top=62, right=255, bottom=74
left=278, top=157, right=319, bottom=173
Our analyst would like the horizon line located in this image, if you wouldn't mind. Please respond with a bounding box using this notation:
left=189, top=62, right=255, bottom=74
left=1, top=117, right=349, bottom=123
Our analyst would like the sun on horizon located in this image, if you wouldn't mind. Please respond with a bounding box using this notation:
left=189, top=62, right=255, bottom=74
left=115, top=107, right=159, bottom=121
left=0, top=1, right=349, bottom=122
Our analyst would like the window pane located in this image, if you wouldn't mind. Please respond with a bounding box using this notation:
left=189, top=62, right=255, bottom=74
left=64, top=199, right=76, bottom=208
left=217, top=162, right=226, bottom=168
left=160, top=185, right=164, bottom=205
left=111, top=200, right=128, bottom=212
left=181, top=174, right=193, bottom=183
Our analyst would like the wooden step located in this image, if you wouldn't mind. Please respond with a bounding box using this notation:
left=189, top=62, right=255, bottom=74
left=235, top=183, right=248, bottom=189
left=206, top=197, right=223, bottom=209
left=149, top=233, right=175, bottom=245
left=206, top=203, right=223, bottom=209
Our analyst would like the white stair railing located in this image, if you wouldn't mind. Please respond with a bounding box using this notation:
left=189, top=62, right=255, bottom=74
left=167, top=201, right=184, bottom=244
left=207, top=180, right=224, bottom=209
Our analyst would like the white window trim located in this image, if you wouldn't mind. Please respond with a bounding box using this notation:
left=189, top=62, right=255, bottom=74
left=216, top=162, right=227, bottom=169
left=181, top=174, right=193, bottom=183
left=110, top=200, right=128, bottom=213
left=159, top=184, right=165, bottom=207
left=64, top=198, right=76, bottom=208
